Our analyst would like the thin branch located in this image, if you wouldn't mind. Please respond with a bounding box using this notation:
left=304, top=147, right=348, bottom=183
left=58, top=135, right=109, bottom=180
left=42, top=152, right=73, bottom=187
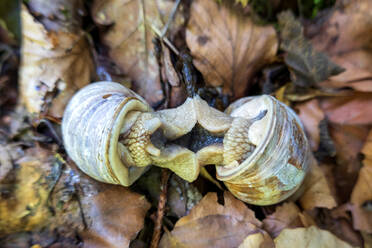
left=150, top=169, right=170, bottom=248
left=161, top=0, right=181, bottom=37
left=150, top=24, right=179, bottom=56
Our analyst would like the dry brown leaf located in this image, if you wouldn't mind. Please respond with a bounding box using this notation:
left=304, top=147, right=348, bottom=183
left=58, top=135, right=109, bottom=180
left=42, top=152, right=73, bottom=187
left=186, top=0, right=278, bottom=98
left=80, top=186, right=151, bottom=248
left=278, top=11, right=344, bottom=88
left=299, top=157, right=337, bottom=210
left=0, top=146, right=53, bottom=235
left=309, top=0, right=372, bottom=91
left=92, top=0, right=184, bottom=107
left=262, top=202, right=307, bottom=237
left=238, top=232, right=275, bottom=248
left=362, top=232, right=372, bottom=248
left=274, top=226, right=356, bottom=248
left=295, top=99, right=325, bottom=151
left=320, top=93, right=372, bottom=125
left=19, top=5, right=94, bottom=117
left=348, top=205, right=372, bottom=234
left=159, top=192, right=266, bottom=248
left=316, top=206, right=364, bottom=247
left=330, top=124, right=369, bottom=203
left=348, top=129, right=372, bottom=233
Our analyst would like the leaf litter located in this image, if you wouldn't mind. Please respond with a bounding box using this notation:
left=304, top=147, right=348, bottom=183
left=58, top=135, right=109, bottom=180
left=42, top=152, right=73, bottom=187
left=1, top=0, right=372, bottom=247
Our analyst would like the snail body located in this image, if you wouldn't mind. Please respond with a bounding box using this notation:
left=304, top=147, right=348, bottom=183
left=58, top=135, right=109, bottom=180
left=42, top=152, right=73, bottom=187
left=216, top=95, right=311, bottom=205
left=62, top=81, right=311, bottom=205
left=62, top=82, right=152, bottom=186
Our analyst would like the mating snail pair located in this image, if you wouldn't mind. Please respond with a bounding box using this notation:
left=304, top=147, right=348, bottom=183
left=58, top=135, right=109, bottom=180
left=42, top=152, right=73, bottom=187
left=62, top=81, right=311, bottom=206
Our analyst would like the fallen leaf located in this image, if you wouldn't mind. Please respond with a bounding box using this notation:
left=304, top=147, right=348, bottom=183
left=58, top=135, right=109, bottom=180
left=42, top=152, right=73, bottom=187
left=186, top=0, right=278, bottom=98
left=0, top=146, right=55, bottom=235
left=167, top=174, right=203, bottom=218
left=316, top=206, right=364, bottom=247
left=274, top=226, right=355, bottom=248
left=278, top=11, right=344, bottom=88
left=361, top=232, right=372, bottom=248
left=348, top=129, right=372, bottom=233
left=159, top=192, right=266, bottom=248
left=262, top=202, right=307, bottom=237
left=320, top=93, right=372, bottom=125
left=92, top=0, right=184, bottom=107
left=0, top=144, right=13, bottom=181
left=329, top=124, right=369, bottom=203
left=348, top=204, right=372, bottom=234
left=238, top=232, right=274, bottom=248
left=299, top=157, right=337, bottom=210
left=295, top=99, right=325, bottom=151
left=80, top=185, right=151, bottom=248
left=19, top=5, right=94, bottom=117
left=309, top=0, right=372, bottom=91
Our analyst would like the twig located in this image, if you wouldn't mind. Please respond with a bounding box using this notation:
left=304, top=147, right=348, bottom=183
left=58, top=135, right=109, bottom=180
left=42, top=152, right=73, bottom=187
left=150, top=169, right=170, bottom=248
left=150, top=24, right=179, bottom=56
left=161, top=0, right=181, bottom=37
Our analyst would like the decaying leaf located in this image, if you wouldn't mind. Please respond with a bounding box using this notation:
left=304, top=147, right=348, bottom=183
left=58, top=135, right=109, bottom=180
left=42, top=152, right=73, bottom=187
left=186, top=0, right=278, bottom=98
left=320, top=93, right=372, bottom=125
left=299, top=157, right=337, bottom=210
left=238, top=232, right=274, bottom=248
left=362, top=232, right=372, bottom=248
left=348, top=129, right=372, bottom=233
left=295, top=99, right=325, bottom=151
left=0, top=146, right=67, bottom=236
left=329, top=124, right=369, bottom=203
left=262, top=202, right=314, bottom=238
left=0, top=144, right=13, bottom=181
left=159, top=192, right=270, bottom=248
left=309, top=0, right=372, bottom=91
left=80, top=185, right=151, bottom=248
left=19, top=5, right=94, bottom=117
left=278, top=11, right=344, bottom=88
left=167, top=174, right=203, bottom=218
left=92, top=0, right=184, bottom=107
left=274, top=226, right=355, bottom=248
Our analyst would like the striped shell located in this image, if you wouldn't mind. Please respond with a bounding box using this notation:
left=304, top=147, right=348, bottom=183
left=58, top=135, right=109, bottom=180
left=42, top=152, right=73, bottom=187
left=62, top=82, right=151, bottom=186
left=216, top=95, right=311, bottom=205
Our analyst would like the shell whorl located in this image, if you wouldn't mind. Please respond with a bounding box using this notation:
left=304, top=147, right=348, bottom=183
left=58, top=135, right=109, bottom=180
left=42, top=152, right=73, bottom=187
left=62, top=82, right=151, bottom=186
left=217, top=95, right=311, bottom=205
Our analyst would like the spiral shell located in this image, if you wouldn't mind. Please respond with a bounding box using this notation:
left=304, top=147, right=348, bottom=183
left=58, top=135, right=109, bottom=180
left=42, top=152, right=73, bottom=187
left=216, top=95, right=311, bottom=205
left=62, top=82, right=151, bottom=186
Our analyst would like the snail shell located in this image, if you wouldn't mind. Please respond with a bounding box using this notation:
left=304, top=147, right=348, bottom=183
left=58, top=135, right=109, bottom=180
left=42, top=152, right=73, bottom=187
left=62, top=82, right=151, bottom=186
left=62, top=81, right=311, bottom=206
left=216, top=95, right=311, bottom=205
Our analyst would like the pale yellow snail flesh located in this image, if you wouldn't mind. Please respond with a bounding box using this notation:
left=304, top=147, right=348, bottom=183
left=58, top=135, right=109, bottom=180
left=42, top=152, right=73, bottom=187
left=62, top=82, right=199, bottom=185
left=62, top=81, right=311, bottom=205
left=216, top=95, right=311, bottom=205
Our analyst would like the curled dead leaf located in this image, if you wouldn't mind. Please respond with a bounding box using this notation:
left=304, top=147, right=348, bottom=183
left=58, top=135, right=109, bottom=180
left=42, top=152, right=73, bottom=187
left=159, top=192, right=267, bottom=248
left=80, top=186, right=151, bottom=248
left=186, top=0, right=278, bottom=98
left=309, top=0, right=372, bottom=91
left=278, top=11, right=344, bottom=88
left=320, top=93, right=372, bottom=125
left=238, top=231, right=274, bottom=248
left=262, top=202, right=314, bottom=238
left=299, top=157, right=337, bottom=210
left=274, top=226, right=356, bottom=248
left=295, top=99, right=325, bottom=151
left=348, top=129, right=372, bottom=233
left=19, top=5, right=94, bottom=117
left=329, top=124, right=369, bottom=203
left=92, top=0, right=184, bottom=107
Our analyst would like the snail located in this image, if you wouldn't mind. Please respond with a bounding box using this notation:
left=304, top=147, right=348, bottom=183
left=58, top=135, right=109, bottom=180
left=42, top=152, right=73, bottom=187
left=62, top=81, right=311, bottom=205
